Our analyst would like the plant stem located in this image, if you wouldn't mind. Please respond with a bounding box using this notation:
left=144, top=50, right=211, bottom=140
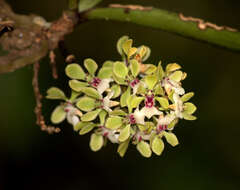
left=85, top=7, right=240, bottom=52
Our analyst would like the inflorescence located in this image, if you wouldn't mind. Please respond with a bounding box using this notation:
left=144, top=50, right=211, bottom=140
left=46, top=36, right=197, bottom=157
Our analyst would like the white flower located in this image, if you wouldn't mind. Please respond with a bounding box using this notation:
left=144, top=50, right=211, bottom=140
left=102, top=91, right=119, bottom=112
left=141, top=106, right=162, bottom=119
left=130, top=79, right=144, bottom=95
left=157, top=113, right=176, bottom=126
left=67, top=115, right=79, bottom=126
left=140, top=94, right=162, bottom=119
left=90, top=77, right=113, bottom=94
left=135, top=131, right=151, bottom=141
left=101, top=127, right=119, bottom=143
left=64, top=104, right=82, bottom=126
left=162, top=77, right=185, bottom=95
left=97, top=78, right=113, bottom=94
left=108, top=132, right=119, bottom=143
left=133, top=108, right=145, bottom=125
left=173, top=93, right=183, bottom=118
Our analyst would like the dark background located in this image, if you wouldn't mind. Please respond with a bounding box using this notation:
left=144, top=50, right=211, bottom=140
left=1, top=0, right=240, bottom=189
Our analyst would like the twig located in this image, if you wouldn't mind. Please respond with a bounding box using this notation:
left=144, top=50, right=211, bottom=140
left=85, top=7, right=240, bottom=51
left=32, top=62, right=60, bottom=134
left=49, top=50, right=58, bottom=79
left=179, top=13, right=238, bottom=32
left=109, top=4, right=153, bottom=11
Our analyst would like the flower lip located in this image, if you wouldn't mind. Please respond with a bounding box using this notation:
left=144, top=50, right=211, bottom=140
left=157, top=125, right=167, bottom=133
left=129, top=114, right=136, bottom=124
left=130, top=79, right=140, bottom=88
left=145, top=94, right=154, bottom=108
left=90, top=77, right=101, bottom=87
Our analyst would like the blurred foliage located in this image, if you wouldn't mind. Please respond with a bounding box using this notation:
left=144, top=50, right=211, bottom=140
left=1, top=0, right=240, bottom=190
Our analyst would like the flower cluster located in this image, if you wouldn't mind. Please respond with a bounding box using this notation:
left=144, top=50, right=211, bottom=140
left=46, top=36, right=197, bottom=157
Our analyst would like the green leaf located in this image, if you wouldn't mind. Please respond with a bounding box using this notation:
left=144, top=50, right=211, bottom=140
left=154, top=84, right=164, bottom=95
left=182, top=112, right=197, bottom=120
left=78, top=0, right=102, bottom=12
left=102, top=60, right=114, bottom=68
left=76, top=97, right=96, bottom=112
left=120, top=86, right=131, bottom=107
left=119, top=125, right=131, bottom=142
left=184, top=102, right=197, bottom=114
left=151, top=136, right=164, bottom=156
left=167, top=118, right=179, bottom=130
left=69, top=80, right=88, bottom=92
left=81, top=109, right=101, bottom=121
left=110, top=109, right=127, bottom=116
left=97, top=67, right=112, bottom=79
left=70, top=90, right=81, bottom=102
left=46, top=87, right=67, bottom=100
left=117, top=139, right=130, bottom=157
left=169, top=71, right=183, bottom=82
left=50, top=105, right=66, bottom=124
left=144, top=64, right=157, bottom=75
left=137, top=141, right=152, bottom=158
left=156, top=61, right=165, bottom=80
left=138, top=124, right=148, bottom=132
left=156, top=97, right=169, bottom=109
left=163, top=132, right=179, bottom=147
left=79, top=123, right=95, bottom=135
left=82, top=87, right=101, bottom=99
left=141, top=46, right=151, bottom=62
left=99, top=110, right=107, bottom=125
left=65, top=64, right=86, bottom=80
left=90, top=133, right=104, bottom=151
left=128, top=47, right=138, bottom=58
left=84, top=58, right=98, bottom=76
left=166, top=63, right=181, bottom=74
left=117, top=36, right=129, bottom=56
left=168, top=90, right=174, bottom=103
left=128, top=95, right=144, bottom=113
left=105, top=116, right=123, bottom=130
left=110, top=85, right=121, bottom=98
left=113, top=73, right=127, bottom=85
left=73, top=121, right=90, bottom=131
left=113, top=61, right=128, bottom=78
left=130, top=59, right=140, bottom=77
left=181, top=92, right=194, bottom=102
left=144, top=75, right=157, bottom=90
left=137, top=82, right=147, bottom=94
left=122, top=39, right=133, bottom=55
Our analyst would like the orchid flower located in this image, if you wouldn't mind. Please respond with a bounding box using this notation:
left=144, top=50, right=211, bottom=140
left=101, top=91, right=119, bottom=112
left=156, top=113, right=176, bottom=133
left=140, top=93, right=162, bottom=119
left=100, top=126, right=119, bottom=143
left=64, top=103, right=82, bottom=126
left=132, top=107, right=145, bottom=125
left=161, top=77, right=185, bottom=95
left=90, top=78, right=113, bottom=94
left=173, top=93, right=184, bottom=118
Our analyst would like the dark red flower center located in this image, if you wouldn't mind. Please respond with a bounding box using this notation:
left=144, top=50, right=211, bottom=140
left=90, top=77, right=101, bottom=87
left=157, top=125, right=167, bottom=133
left=130, top=79, right=140, bottom=88
left=129, top=114, right=136, bottom=124
left=145, top=94, right=154, bottom=108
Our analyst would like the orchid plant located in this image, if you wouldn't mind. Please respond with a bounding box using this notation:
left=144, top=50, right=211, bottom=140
left=46, top=36, right=197, bottom=158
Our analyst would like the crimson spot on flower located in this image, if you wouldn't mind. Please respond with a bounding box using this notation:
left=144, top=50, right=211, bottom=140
left=90, top=77, right=101, bottom=87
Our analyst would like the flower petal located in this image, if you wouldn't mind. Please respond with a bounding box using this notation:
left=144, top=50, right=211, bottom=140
left=97, top=78, right=112, bottom=94
left=141, top=106, right=162, bottom=119
left=134, top=108, right=145, bottom=125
